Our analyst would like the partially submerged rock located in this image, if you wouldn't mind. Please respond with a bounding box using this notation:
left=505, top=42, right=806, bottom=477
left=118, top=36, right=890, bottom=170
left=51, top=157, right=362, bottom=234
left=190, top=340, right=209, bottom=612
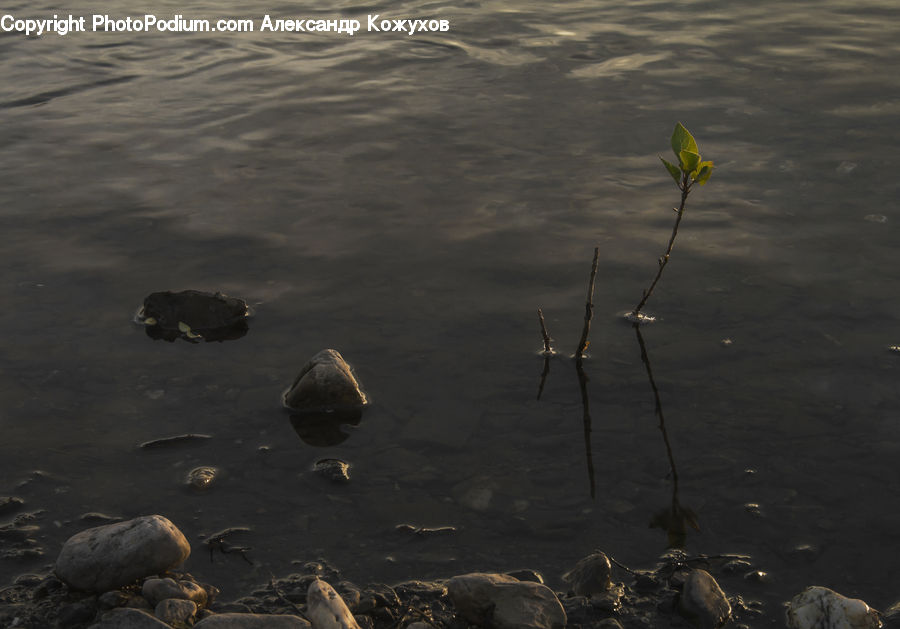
left=314, top=459, right=351, bottom=483
left=137, top=289, right=249, bottom=342
left=283, top=349, right=368, bottom=411
left=55, top=515, right=190, bottom=592
left=677, top=569, right=731, bottom=629
left=787, top=586, right=881, bottom=629
left=447, top=572, right=567, bottom=629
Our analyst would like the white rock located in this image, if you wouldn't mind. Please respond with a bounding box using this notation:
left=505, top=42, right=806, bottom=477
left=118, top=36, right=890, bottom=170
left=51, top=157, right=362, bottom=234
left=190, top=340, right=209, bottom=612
left=155, top=598, right=197, bottom=625
left=56, top=515, right=190, bottom=592
left=306, top=578, right=361, bottom=629
left=194, top=613, right=311, bottom=628
left=787, top=586, right=881, bottom=629
left=447, top=572, right=566, bottom=629
left=678, top=569, right=731, bottom=629
left=283, top=349, right=368, bottom=410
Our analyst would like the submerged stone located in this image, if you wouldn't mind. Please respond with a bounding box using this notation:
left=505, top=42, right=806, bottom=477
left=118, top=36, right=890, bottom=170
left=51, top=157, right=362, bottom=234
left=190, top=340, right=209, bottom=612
left=283, top=349, right=368, bottom=411
left=314, top=459, right=351, bottom=483
left=137, top=290, right=249, bottom=342
left=786, top=586, right=881, bottom=629
left=186, top=466, right=220, bottom=491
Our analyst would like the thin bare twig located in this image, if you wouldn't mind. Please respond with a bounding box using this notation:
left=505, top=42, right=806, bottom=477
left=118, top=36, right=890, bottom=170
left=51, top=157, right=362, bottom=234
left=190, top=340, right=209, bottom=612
left=575, top=247, right=600, bottom=362
left=538, top=308, right=553, bottom=354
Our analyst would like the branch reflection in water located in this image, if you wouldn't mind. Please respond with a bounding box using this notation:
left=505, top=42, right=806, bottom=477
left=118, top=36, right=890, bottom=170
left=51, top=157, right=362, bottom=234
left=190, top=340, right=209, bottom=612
left=634, top=323, right=700, bottom=548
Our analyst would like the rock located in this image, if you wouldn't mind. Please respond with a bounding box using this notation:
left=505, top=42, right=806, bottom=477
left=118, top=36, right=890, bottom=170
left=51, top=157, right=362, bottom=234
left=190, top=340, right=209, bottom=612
left=155, top=598, right=197, bottom=625
left=138, top=289, right=249, bottom=342
left=143, top=577, right=189, bottom=604
left=884, top=601, right=900, bottom=629
left=786, top=586, right=881, bottom=629
left=93, top=607, right=173, bottom=628
left=677, top=569, right=731, bottom=629
left=0, top=495, right=24, bottom=515
left=56, top=515, right=190, bottom=592
left=562, top=552, right=612, bottom=596
left=314, top=459, right=351, bottom=483
left=283, top=349, right=368, bottom=411
left=182, top=580, right=210, bottom=606
left=307, top=578, right=361, bottom=629
left=193, top=613, right=311, bottom=628
left=187, top=466, right=220, bottom=490
left=447, top=572, right=566, bottom=629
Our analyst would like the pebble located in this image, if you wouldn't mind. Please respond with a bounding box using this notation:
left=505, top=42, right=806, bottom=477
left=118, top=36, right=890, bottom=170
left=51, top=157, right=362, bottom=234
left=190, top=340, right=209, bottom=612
left=677, top=569, right=731, bottom=629
left=187, top=466, right=220, bottom=490
left=447, top=572, right=567, bottom=629
left=314, top=459, right=351, bottom=483
left=143, top=577, right=190, bottom=605
left=55, top=515, right=190, bottom=592
left=155, top=598, right=197, bottom=625
left=786, top=586, right=881, bottom=629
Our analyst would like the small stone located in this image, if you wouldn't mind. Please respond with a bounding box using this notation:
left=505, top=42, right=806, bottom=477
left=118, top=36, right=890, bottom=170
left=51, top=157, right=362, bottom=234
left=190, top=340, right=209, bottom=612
left=187, top=466, right=220, bottom=490
left=307, top=578, right=361, bottom=628
left=786, top=586, right=880, bottom=629
left=678, top=569, right=731, bottom=629
left=94, top=607, right=172, bottom=628
left=283, top=349, right=368, bottom=411
left=55, top=515, right=190, bottom=592
left=155, top=598, right=197, bottom=625
left=194, top=613, right=311, bottom=628
left=181, top=580, right=209, bottom=606
left=314, top=459, right=351, bottom=483
left=143, top=577, right=189, bottom=605
left=98, top=590, right=131, bottom=610
left=720, top=338, right=733, bottom=347
left=447, top=572, right=567, bottom=629
left=562, top=552, right=612, bottom=596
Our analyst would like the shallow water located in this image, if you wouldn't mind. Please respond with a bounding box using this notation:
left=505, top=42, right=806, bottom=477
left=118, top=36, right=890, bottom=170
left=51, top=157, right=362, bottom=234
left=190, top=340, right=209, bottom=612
left=3, top=0, right=900, bottom=617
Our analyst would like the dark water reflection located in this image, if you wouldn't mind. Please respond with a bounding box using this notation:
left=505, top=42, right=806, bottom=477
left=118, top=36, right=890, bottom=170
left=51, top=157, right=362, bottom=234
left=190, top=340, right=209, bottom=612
left=3, top=0, right=900, bottom=617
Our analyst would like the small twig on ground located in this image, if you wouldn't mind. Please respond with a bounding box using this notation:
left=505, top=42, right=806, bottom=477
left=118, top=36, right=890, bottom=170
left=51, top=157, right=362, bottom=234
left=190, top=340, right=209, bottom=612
left=575, top=247, right=600, bottom=363
left=608, top=555, right=638, bottom=575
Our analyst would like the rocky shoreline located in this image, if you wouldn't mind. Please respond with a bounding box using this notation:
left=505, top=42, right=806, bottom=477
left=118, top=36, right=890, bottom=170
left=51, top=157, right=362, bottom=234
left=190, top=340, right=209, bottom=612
left=2, top=514, right=897, bottom=629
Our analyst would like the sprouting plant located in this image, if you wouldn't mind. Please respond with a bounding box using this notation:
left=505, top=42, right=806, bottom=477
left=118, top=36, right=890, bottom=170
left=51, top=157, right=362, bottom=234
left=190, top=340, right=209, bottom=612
left=630, top=123, right=714, bottom=322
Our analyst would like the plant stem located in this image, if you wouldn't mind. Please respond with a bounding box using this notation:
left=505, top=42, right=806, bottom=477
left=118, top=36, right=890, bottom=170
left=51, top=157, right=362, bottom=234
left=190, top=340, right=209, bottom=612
left=537, top=308, right=552, bottom=354
left=575, top=247, right=600, bottom=362
left=632, top=175, right=692, bottom=317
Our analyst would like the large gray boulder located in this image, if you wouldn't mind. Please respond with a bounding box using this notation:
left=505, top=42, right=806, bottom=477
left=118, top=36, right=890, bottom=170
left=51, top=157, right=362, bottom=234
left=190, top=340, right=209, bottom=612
left=194, top=613, right=311, bottom=628
left=56, top=515, right=190, bottom=592
left=447, top=572, right=566, bottom=629
left=283, top=349, right=368, bottom=411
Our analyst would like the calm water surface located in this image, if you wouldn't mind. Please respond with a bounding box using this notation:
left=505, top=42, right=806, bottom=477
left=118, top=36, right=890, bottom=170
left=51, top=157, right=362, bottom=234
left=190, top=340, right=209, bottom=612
left=3, top=0, right=900, bottom=617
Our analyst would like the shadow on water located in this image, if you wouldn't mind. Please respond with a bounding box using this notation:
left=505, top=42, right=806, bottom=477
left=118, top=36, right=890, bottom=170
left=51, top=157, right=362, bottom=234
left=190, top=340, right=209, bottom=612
left=535, top=320, right=700, bottom=547
left=289, top=410, right=363, bottom=447
left=634, top=323, right=700, bottom=549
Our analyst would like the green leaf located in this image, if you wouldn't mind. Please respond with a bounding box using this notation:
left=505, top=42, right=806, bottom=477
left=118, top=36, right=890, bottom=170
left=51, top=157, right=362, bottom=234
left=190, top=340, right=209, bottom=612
left=659, top=156, right=681, bottom=184
left=694, top=160, right=714, bottom=185
left=679, top=150, right=701, bottom=174
left=671, top=123, right=698, bottom=158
